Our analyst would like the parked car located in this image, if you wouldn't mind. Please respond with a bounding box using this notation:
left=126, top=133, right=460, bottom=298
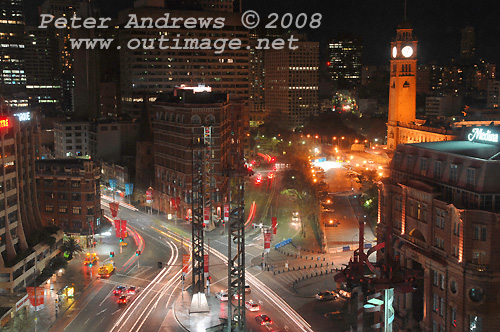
left=338, top=289, right=351, bottom=298
left=245, top=284, right=251, bottom=294
left=245, top=300, right=260, bottom=312
left=255, top=314, right=272, bottom=325
left=113, top=286, right=126, bottom=295
left=315, top=291, right=336, bottom=301
left=216, top=290, right=229, bottom=301
left=324, top=311, right=343, bottom=320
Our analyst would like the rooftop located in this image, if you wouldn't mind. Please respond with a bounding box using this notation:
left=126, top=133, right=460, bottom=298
left=155, top=90, right=228, bottom=105
left=409, top=141, right=500, bottom=160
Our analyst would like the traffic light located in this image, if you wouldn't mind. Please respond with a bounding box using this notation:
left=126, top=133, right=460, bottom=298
left=119, top=238, right=123, bottom=242
left=158, top=261, right=162, bottom=269
left=135, top=250, right=141, bottom=256
left=207, top=276, right=211, bottom=283
left=110, top=252, right=115, bottom=258
left=202, top=223, right=206, bottom=228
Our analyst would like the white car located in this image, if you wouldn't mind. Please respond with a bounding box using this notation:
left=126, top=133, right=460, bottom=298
left=245, top=300, right=260, bottom=311
left=216, top=290, right=229, bottom=302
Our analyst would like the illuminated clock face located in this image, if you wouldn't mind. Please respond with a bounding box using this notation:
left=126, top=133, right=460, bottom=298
left=402, top=46, right=413, bottom=58
left=392, top=46, right=397, bottom=58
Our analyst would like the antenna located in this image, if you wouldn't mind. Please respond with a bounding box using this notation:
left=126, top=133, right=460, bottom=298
left=404, top=0, right=407, bottom=21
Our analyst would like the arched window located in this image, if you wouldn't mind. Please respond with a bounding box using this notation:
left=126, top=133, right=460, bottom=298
left=191, top=115, right=201, bottom=124
left=206, top=114, right=216, bottom=125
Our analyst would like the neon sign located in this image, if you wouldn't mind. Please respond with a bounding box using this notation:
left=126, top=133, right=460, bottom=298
left=467, top=128, right=499, bottom=143
left=13, top=112, right=30, bottom=122
left=0, top=118, right=10, bottom=129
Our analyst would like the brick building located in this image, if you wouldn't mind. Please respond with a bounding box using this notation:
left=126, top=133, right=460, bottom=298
left=378, top=127, right=500, bottom=332
left=152, top=87, right=233, bottom=221
left=36, top=159, right=101, bottom=235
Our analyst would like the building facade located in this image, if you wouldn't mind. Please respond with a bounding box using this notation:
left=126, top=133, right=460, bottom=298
left=328, top=36, right=363, bottom=91
left=118, top=3, right=249, bottom=117
left=265, top=34, right=319, bottom=128
left=54, top=121, right=94, bottom=158
left=378, top=130, right=500, bottom=332
left=0, top=109, right=64, bottom=293
left=152, top=87, right=231, bottom=220
left=36, top=159, right=101, bottom=235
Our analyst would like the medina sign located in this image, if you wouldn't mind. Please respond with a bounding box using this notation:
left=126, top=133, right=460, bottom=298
left=467, top=127, right=499, bottom=144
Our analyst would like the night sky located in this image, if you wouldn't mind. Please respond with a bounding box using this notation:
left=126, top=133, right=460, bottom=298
left=25, top=0, right=500, bottom=66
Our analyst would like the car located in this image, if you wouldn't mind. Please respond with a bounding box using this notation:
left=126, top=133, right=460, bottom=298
left=113, top=286, right=126, bottom=295
left=127, top=286, right=136, bottom=295
left=117, top=295, right=128, bottom=305
left=338, top=289, right=351, bottom=298
left=315, top=291, right=336, bottom=301
left=245, top=300, right=260, bottom=311
left=324, top=311, right=343, bottom=320
left=255, top=173, right=263, bottom=184
left=245, top=284, right=251, bottom=294
left=83, top=253, right=98, bottom=266
left=216, top=290, right=229, bottom=302
left=325, top=219, right=339, bottom=227
left=233, top=292, right=243, bottom=300
left=255, top=314, right=272, bottom=325
left=292, top=211, right=299, bottom=222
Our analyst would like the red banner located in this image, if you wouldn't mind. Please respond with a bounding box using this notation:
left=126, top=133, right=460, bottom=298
left=109, top=202, right=119, bottom=218
left=120, top=220, right=127, bottom=231
left=272, top=217, right=277, bottom=235
left=224, top=204, right=229, bottom=222
left=176, top=197, right=180, bottom=210
left=171, top=198, right=176, bottom=209
left=146, top=188, right=153, bottom=204
left=182, top=255, right=189, bottom=274
left=204, top=254, right=209, bottom=273
left=204, top=207, right=210, bottom=223
left=114, top=220, right=121, bottom=237
left=263, top=228, right=272, bottom=252
left=26, top=287, right=44, bottom=307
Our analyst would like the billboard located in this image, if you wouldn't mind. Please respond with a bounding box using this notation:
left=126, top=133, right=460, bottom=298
left=224, top=204, right=229, bottom=222
left=263, top=228, right=272, bottom=253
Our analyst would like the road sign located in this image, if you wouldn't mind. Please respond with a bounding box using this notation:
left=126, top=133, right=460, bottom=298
left=182, top=254, right=189, bottom=276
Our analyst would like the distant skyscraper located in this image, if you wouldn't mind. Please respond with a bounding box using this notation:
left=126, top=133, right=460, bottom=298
left=0, top=0, right=27, bottom=109
left=24, top=26, right=63, bottom=114
left=328, top=36, right=363, bottom=91
left=265, top=34, right=319, bottom=128
left=460, top=26, right=476, bottom=61
left=118, top=2, right=249, bottom=118
left=198, top=0, right=234, bottom=12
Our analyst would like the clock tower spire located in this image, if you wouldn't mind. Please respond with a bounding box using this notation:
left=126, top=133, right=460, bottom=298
left=387, top=21, right=418, bottom=150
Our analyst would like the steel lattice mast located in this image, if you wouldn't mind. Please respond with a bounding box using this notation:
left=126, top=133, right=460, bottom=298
left=225, top=124, right=247, bottom=331
left=191, top=128, right=205, bottom=293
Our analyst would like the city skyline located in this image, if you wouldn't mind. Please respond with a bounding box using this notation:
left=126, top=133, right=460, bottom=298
left=21, top=0, right=500, bottom=65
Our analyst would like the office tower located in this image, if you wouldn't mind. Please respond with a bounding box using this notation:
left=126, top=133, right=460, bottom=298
left=265, top=34, right=319, bottom=128
left=118, top=2, right=249, bottom=118
left=328, top=36, right=363, bottom=91
left=460, top=26, right=476, bottom=62
left=24, top=26, right=63, bottom=114
left=0, top=0, right=27, bottom=109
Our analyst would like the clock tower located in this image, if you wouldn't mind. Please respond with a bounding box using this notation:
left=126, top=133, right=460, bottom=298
left=387, top=22, right=418, bottom=150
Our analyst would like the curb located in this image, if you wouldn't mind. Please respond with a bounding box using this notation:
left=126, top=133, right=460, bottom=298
left=173, top=298, right=190, bottom=332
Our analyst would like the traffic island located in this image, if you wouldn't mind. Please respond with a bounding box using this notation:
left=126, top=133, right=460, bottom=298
left=174, top=290, right=223, bottom=331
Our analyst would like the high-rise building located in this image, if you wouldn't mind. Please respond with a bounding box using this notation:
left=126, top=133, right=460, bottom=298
left=198, top=0, right=234, bottom=12
left=378, top=129, right=500, bottom=332
left=460, top=26, right=476, bottom=62
left=118, top=3, right=249, bottom=118
left=328, top=36, right=363, bottom=91
left=54, top=121, right=95, bottom=158
left=0, top=108, right=64, bottom=293
left=24, top=26, right=63, bottom=114
left=152, top=86, right=231, bottom=220
left=487, top=80, right=500, bottom=109
left=35, top=159, right=101, bottom=235
left=265, top=34, right=319, bottom=128
left=0, top=0, right=27, bottom=109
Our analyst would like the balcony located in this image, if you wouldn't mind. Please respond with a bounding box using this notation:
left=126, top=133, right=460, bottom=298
left=466, top=262, right=489, bottom=272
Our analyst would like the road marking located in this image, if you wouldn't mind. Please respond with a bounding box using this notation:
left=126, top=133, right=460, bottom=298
left=97, top=309, right=107, bottom=315
left=84, top=318, right=90, bottom=325
left=112, top=309, right=121, bottom=315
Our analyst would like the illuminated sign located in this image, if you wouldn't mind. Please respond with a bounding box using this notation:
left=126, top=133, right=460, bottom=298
left=467, top=128, right=499, bottom=143
left=13, top=112, right=30, bottom=122
left=0, top=118, right=9, bottom=129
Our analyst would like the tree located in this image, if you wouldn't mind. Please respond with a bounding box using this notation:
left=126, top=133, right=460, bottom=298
left=60, top=237, right=83, bottom=260
left=2, top=308, right=35, bottom=332
left=356, top=170, right=379, bottom=220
